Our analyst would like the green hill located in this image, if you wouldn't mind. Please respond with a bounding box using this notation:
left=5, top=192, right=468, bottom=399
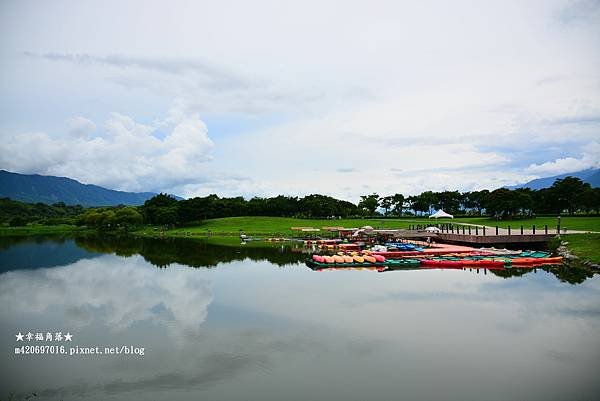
left=0, top=170, right=167, bottom=206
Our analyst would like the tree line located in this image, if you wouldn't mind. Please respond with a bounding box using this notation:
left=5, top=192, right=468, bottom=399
left=140, top=176, right=599, bottom=225
left=1, top=176, right=598, bottom=229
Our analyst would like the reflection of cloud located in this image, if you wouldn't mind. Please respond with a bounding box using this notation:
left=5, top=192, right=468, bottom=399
left=40, top=351, right=267, bottom=398
left=0, top=255, right=213, bottom=341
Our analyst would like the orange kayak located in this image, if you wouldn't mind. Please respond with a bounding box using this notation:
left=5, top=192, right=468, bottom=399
left=332, top=255, right=345, bottom=263
left=363, top=255, right=376, bottom=263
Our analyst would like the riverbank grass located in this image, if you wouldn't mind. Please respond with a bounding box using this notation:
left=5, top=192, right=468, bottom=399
left=0, top=224, right=88, bottom=236
left=562, top=234, right=600, bottom=264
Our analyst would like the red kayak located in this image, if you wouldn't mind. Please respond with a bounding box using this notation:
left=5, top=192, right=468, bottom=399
left=419, top=260, right=464, bottom=269
left=460, top=259, right=505, bottom=268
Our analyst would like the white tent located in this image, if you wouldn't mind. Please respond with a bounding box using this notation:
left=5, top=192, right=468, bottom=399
left=429, top=209, right=453, bottom=219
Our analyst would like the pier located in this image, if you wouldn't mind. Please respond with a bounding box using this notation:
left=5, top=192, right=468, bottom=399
left=405, top=223, right=560, bottom=246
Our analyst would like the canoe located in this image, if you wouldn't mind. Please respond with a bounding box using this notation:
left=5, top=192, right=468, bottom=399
left=363, top=255, right=376, bottom=263
left=332, top=255, right=344, bottom=263
left=511, top=256, right=562, bottom=265
left=343, top=255, right=354, bottom=263
left=459, top=259, right=505, bottom=268
left=420, top=259, right=464, bottom=268
left=373, top=254, right=386, bottom=263
left=306, top=257, right=419, bottom=270
left=313, top=255, right=325, bottom=263
left=312, top=255, right=325, bottom=263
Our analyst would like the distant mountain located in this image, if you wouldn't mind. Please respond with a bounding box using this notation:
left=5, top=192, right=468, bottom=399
left=509, top=168, right=600, bottom=190
left=0, top=170, right=180, bottom=206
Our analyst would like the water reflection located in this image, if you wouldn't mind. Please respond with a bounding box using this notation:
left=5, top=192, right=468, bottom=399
left=0, top=236, right=599, bottom=401
left=1, top=235, right=596, bottom=285
left=0, top=255, right=212, bottom=339
left=75, top=234, right=308, bottom=268
left=0, top=235, right=101, bottom=272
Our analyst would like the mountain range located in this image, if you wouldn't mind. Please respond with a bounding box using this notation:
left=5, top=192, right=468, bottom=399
left=0, top=170, right=178, bottom=206
left=1, top=168, right=598, bottom=207
left=509, top=168, right=600, bottom=190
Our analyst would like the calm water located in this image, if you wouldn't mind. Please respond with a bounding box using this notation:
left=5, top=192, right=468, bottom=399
left=1, top=235, right=599, bottom=401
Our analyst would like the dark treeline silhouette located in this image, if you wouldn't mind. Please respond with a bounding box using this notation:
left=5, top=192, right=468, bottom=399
left=0, top=198, right=84, bottom=226
left=141, top=193, right=360, bottom=225
left=140, top=176, right=599, bottom=225
left=2, top=176, right=599, bottom=228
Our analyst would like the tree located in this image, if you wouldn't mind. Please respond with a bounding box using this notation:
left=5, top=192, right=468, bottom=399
left=392, top=193, right=405, bottom=216
left=551, top=177, right=590, bottom=215
left=114, top=207, right=143, bottom=229
left=380, top=196, right=394, bottom=216
left=578, top=187, right=600, bottom=213
left=142, top=193, right=179, bottom=225
left=358, top=193, right=380, bottom=216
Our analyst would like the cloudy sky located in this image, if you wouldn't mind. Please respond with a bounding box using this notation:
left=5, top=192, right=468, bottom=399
left=0, top=0, right=599, bottom=201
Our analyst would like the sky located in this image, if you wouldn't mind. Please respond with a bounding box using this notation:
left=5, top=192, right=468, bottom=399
left=0, top=0, right=599, bottom=202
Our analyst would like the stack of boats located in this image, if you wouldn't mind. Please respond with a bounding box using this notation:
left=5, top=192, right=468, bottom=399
left=308, top=246, right=563, bottom=271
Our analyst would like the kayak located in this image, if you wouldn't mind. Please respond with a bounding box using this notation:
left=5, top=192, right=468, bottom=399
left=510, top=256, right=562, bottom=265
left=342, top=255, right=354, bottom=263
left=363, top=255, right=376, bottom=263
left=306, top=258, right=421, bottom=270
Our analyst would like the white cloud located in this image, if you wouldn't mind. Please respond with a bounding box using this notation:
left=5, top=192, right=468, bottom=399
left=0, top=108, right=214, bottom=192
left=526, top=141, right=600, bottom=175
left=1, top=0, right=599, bottom=198
left=65, top=116, right=96, bottom=138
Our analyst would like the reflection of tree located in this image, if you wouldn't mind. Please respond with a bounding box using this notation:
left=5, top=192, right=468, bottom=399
left=487, top=264, right=597, bottom=285
left=544, top=265, right=596, bottom=285
left=75, top=235, right=307, bottom=268
left=0, top=234, right=72, bottom=250
left=488, top=268, right=535, bottom=279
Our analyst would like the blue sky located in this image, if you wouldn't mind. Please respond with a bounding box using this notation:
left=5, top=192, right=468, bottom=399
left=0, top=0, right=599, bottom=201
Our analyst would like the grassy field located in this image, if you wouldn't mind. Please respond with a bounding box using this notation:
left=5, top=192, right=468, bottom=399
left=149, top=215, right=600, bottom=238
left=145, top=217, right=394, bottom=237
left=0, top=224, right=87, bottom=236
left=562, top=234, right=600, bottom=264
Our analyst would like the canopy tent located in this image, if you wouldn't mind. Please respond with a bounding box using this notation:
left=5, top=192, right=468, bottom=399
left=429, top=209, right=453, bottom=219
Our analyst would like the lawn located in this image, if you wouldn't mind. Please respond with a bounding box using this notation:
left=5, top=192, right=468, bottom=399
left=156, top=215, right=600, bottom=238
left=0, top=224, right=87, bottom=236
left=161, top=216, right=399, bottom=237
left=562, top=233, right=600, bottom=264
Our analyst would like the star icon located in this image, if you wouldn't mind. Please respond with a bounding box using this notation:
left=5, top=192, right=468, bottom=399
left=15, top=332, right=24, bottom=341
left=64, top=332, right=73, bottom=341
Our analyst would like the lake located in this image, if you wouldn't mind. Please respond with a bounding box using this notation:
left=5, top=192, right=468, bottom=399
left=1, top=235, right=599, bottom=401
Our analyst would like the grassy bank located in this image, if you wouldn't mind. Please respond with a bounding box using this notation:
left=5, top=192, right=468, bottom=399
left=3, top=215, right=599, bottom=239
left=562, top=234, right=600, bottom=264
left=0, top=224, right=88, bottom=236
left=148, top=215, right=600, bottom=237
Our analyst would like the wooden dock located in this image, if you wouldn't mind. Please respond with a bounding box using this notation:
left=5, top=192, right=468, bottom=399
left=403, top=223, right=559, bottom=246
left=435, top=232, right=554, bottom=245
